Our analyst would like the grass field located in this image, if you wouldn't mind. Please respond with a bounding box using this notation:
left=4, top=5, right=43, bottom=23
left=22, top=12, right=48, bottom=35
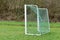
left=0, top=21, right=60, bottom=40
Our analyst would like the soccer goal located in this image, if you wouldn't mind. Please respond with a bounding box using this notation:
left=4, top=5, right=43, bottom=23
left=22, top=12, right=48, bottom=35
left=24, top=4, right=50, bottom=35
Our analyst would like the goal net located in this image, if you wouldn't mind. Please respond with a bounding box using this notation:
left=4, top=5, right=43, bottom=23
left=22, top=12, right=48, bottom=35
left=24, top=4, right=50, bottom=35
left=38, top=8, right=50, bottom=34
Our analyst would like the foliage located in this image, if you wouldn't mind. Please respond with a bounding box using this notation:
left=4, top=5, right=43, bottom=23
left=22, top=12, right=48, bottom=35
left=0, top=0, right=60, bottom=22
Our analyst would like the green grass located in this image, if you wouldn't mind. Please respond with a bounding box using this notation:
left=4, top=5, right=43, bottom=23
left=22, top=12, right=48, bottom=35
left=0, top=21, right=60, bottom=40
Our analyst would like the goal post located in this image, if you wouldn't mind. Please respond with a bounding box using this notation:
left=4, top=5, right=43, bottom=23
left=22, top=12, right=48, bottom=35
left=24, top=4, right=50, bottom=35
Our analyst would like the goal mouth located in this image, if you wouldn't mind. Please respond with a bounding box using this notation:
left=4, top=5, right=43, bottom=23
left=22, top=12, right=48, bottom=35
left=24, top=4, right=50, bottom=35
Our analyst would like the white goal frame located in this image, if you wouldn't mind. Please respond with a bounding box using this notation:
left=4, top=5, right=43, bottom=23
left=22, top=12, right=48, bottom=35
left=24, top=4, right=41, bottom=35
left=24, top=4, right=50, bottom=35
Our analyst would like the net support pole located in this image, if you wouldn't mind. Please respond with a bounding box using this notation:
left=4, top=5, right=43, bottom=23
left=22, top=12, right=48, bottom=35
left=37, top=7, right=40, bottom=33
left=24, top=4, right=27, bottom=34
left=46, top=9, right=50, bottom=32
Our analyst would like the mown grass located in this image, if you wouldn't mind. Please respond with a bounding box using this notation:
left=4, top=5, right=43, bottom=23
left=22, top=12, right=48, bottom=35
left=0, top=21, right=60, bottom=40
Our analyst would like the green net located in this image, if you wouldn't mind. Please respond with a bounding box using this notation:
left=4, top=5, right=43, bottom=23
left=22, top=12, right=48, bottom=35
left=26, top=5, right=40, bottom=35
left=38, top=8, right=50, bottom=34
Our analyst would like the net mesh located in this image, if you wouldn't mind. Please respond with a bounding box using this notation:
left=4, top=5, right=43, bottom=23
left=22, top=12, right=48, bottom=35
left=25, top=5, right=50, bottom=35
left=38, top=8, right=50, bottom=34
left=26, top=5, right=40, bottom=34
